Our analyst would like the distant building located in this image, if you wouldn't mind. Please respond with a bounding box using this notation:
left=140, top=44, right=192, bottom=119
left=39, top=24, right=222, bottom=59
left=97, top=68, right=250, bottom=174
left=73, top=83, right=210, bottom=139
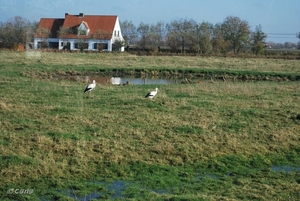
left=34, top=13, right=124, bottom=51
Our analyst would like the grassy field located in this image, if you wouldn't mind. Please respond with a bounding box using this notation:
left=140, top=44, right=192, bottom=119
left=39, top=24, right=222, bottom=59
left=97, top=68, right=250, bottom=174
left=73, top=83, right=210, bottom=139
left=2, top=51, right=300, bottom=79
left=0, top=51, right=300, bottom=200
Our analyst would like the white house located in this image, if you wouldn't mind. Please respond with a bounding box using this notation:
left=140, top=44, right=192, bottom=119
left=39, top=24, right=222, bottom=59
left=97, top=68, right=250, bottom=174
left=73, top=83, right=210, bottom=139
left=34, top=13, right=124, bottom=51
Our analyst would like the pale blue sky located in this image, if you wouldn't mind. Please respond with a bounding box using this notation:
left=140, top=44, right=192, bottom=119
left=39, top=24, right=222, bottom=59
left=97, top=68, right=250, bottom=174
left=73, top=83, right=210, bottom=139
left=0, top=0, right=299, bottom=43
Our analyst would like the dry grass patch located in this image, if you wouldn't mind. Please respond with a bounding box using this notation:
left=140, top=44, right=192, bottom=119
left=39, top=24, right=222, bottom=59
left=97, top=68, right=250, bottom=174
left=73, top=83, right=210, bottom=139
left=1, top=51, right=300, bottom=75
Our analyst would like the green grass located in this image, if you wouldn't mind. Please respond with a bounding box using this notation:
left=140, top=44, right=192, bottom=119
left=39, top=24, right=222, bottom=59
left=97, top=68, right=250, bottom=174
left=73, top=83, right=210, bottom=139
left=0, top=51, right=300, bottom=200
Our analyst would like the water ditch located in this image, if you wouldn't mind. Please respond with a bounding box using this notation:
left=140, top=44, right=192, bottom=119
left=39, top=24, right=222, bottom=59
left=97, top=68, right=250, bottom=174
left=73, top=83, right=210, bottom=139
left=51, top=67, right=300, bottom=84
left=56, top=75, right=282, bottom=86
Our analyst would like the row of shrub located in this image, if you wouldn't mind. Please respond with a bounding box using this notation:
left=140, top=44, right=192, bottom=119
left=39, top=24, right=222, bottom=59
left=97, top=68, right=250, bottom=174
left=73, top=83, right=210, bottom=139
left=5, top=46, right=299, bottom=59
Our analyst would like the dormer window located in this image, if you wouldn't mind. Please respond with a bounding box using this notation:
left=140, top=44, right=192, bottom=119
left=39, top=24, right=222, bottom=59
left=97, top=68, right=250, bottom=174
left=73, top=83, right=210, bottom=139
left=78, top=28, right=87, bottom=36
left=77, top=21, right=90, bottom=36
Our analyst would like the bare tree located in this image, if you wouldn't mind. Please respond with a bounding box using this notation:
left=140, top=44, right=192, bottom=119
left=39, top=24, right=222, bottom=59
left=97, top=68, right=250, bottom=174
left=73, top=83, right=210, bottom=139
left=198, top=21, right=213, bottom=54
left=166, top=31, right=180, bottom=52
left=0, top=16, right=31, bottom=49
left=26, top=21, right=38, bottom=44
left=250, top=24, right=267, bottom=55
left=57, top=26, right=71, bottom=50
left=35, top=26, right=51, bottom=48
left=137, top=22, right=151, bottom=50
left=120, top=20, right=138, bottom=46
left=149, top=21, right=166, bottom=48
left=211, top=23, right=229, bottom=54
left=112, top=38, right=125, bottom=51
left=92, top=29, right=112, bottom=51
left=221, top=16, right=251, bottom=54
left=284, top=42, right=293, bottom=49
left=297, top=32, right=300, bottom=49
left=0, top=22, right=15, bottom=49
left=76, top=38, right=89, bottom=52
left=166, top=18, right=197, bottom=53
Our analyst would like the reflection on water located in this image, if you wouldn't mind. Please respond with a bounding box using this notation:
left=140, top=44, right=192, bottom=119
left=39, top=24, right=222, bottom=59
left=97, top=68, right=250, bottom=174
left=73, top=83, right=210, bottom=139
left=111, top=77, right=121, bottom=85
left=115, top=77, right=177, bottom=85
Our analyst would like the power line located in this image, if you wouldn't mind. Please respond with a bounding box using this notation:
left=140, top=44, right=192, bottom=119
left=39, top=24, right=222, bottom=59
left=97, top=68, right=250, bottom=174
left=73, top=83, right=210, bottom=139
left=266, top=33, right=297, bottom=36
left=267, top=36, right=296, bottom=38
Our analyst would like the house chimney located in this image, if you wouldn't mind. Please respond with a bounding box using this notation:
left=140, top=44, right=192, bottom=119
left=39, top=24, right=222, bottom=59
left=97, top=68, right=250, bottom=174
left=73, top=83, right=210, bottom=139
left=65, top=13, right=68, bottom=17
left=79, top=13, right=84, bottom=18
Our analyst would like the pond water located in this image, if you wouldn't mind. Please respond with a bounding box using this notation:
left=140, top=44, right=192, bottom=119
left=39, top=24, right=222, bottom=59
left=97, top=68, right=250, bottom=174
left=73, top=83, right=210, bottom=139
left=59, top=75, right=203, bottom=85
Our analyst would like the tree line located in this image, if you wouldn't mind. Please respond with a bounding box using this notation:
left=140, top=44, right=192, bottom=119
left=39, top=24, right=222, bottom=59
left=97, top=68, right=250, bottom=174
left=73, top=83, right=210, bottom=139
left=0, top=15, right=299, bottom=54
left=121, top=16, right=300, bottom=54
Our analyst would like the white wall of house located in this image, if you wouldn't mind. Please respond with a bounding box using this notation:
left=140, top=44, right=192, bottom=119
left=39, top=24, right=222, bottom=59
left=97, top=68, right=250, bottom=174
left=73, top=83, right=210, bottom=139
left=34, top=38, right=59, bottom=49
left=112, top=17, right=124, bottom=52
left=34, top=38, right=113, bottom=51
left=62, top=39, right=112, bottom=51
left=33, top=38, right=40, bottom=49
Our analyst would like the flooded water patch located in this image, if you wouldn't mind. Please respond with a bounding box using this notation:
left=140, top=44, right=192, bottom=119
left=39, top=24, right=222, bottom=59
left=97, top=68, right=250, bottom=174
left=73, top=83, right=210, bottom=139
left=271, top=165, right=300, bottom=172
left=39, top=165, right=300, bottom=200
left=55, top=180, right=169, bottom=200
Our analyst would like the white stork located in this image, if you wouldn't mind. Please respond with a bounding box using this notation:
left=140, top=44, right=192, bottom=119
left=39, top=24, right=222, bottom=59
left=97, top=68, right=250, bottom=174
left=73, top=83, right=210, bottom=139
left=84, top=80, right=96, bottom=93
left=145, top=87, right=159, bottom=100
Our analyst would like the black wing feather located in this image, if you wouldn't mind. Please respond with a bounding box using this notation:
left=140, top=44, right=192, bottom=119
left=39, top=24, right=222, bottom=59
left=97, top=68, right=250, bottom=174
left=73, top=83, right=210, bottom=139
left=145, top=92, right=151, bottom=98
left=84, top=87, right=92, bottom=93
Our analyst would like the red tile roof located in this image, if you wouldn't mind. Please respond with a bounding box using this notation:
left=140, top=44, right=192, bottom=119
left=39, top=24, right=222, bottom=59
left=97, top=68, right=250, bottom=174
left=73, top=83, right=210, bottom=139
left=34, top=18, right=64, bottom=38
left=35, top=14, right=118, bottom=40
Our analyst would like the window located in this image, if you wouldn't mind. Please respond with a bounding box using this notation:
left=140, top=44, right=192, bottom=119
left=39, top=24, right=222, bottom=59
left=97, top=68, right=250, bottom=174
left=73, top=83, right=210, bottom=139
left=78, top=29, right=87, bottom=36
left=94, top=43, right=108, bottom=50
left=118, top=31, right=119, bottom=37
left=74, top=42, right=88, bottom=50
left=77, top=21, right=90, bottom=36
left=114, top=30, right=116, bottom=36
left=49, top=42, right=59, bottom=49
